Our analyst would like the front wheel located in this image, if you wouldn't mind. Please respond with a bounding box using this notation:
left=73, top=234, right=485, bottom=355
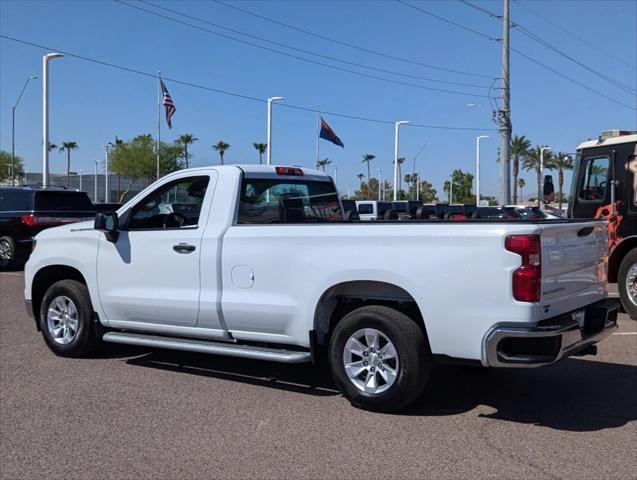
left=0, top=236, right=16, bottom=270
left=39, top=280, right=98, bottom=357
left=618, top=249, right=637, bottom=320
left=328, top=305, right=431, bottom=412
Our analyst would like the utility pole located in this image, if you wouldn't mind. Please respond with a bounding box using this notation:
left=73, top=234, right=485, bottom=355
left=498, top=0, right=511, bottom=205
left=42, top=53, right=63, bottom=188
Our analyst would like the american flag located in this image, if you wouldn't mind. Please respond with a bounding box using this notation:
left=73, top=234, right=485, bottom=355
left=160, top=79, right=176, bottom=129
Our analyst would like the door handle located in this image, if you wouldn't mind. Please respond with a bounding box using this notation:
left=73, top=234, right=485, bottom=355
left=173, top=243, right=196, bottom=254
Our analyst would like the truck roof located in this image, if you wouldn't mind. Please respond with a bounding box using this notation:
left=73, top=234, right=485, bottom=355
left=577, top=133, right=637, bottom=150
left=166, top=164, right=329, bottom=179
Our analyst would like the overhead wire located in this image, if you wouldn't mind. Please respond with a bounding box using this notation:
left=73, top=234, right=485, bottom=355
left=211, top=0, right=494, bottom=79
left=0, top=34, right=498, bottom=131
left=115, top=0, right=490, bottom=98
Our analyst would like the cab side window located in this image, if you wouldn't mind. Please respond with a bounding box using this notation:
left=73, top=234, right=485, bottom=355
left=128, top=176, right=209, bottom=230
left=579, top=157, right=609, bottom=201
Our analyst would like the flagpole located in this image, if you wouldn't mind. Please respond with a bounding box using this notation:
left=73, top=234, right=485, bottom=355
left=316, top=104, right=320, bottom=169
left=156, top=71, right=161, bottom=180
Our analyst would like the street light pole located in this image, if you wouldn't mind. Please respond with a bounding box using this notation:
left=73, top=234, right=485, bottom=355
left=94, top=160, right=98, bottom=202
left=476, top=135, right=489, bottom=206
left=78, top=168, right=83, bottom=191
left=12, top=75, right=37, bottom=186
left=377, top=168, right=382, bottom=201
left=42, top=53, right=63, bottom=188
left=103, top=145, right=110, bottom=202
left=333, top=165, right=338, bottom=192
left=393, top=120, right=410, bottom=201
left=266, top=96, right=284, bottom=165
left=539, top=146, right=551, bottom=207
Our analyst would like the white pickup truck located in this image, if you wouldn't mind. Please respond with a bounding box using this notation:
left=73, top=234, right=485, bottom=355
left=24, top=165, right=619, bottom=411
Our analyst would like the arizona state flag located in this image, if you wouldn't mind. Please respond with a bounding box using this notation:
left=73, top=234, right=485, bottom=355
left=319, top=117, right=344, bottom=148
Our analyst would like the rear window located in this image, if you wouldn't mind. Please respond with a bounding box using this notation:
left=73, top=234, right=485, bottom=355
left=0, top=190, right=32, bottom=211
left=35, top=192, right=94, bottom=211
left=237, top=178, right=341, bottom=224
left=357, top=203, right=373, bottom=214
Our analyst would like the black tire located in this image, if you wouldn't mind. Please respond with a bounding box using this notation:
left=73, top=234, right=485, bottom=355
left=618, top=249, right=637, bottom=320
left=0, top=236, right=16, bottom=270
left=328, top=305, right=431, bottom=412
left=39, top=280, right=98, bottom=357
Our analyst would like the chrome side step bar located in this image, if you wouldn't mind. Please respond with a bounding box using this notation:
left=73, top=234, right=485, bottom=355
left=102, top=332, right=311, bottom=364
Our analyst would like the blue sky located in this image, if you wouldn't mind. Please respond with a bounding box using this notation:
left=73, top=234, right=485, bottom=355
left=1, top=0, right=636, bottom=199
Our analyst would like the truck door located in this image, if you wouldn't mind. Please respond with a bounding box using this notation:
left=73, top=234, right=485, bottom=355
left=571, top=150, right=612, bottom=219
left=96, top=174, right=216, bottom=327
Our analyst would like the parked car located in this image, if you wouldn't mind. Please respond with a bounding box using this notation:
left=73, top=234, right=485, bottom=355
left=24, top=165, right=619, bottom=412
left=340, top=199, right=360, bottom=220
left=390, top=201, right=412, bottom=220
left=355, top=200, right=395, bottom=221
left=0, top=186, right=96, bottom=269
left=504, top=205, right=547, bottom=219
left=474, top=206, right=521, bottom=219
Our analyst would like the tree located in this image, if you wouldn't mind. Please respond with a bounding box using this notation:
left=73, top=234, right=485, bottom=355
left=356, top=173, right=365, bottom=191
left=419, top=179, right=438, bottom=203
left=361, top=154, right=375, bottom=199
left=404, top=174, right=413, bottom=200
left=443, top=169, right=474, bottom=204
left=517, top=178, right=526, bottom=202
left=523, top=146, right=554, bottom=207
left=0, top=150, right=24, bottom=182
left=212, top=141, right=230, bottom=165
left=252, top=143, right=267, bottom=164
left=552, top=152, right=574, bottom=209
left=177, top=134, right=198, bottom=169
left=59, top=141, right=78, bottom=188
left=109, top=134, right=182, bottom=202
left=510, top=135, right=532, bottom=204
left=316, top=158, right=332, bottom=171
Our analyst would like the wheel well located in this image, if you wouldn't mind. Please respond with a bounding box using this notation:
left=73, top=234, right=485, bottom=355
left=313, top=281, right=427, bottom=346
left=609, top=237, right=637, bottom=283
left=31, top=265, right=87, bottom=329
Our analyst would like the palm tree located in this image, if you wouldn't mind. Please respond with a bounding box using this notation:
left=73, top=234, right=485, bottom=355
left=48, top=142, right=58, bottom=152
left=522, top=146, right=554, bottom=207
left=316, top=158, right=332, bottom=171
left=356, top=173, right=365, bottom=193
left=178, top=134, right=198, bottom=169
left=212, top=141, right=230, bottom=165
left=404, top=174, right=413, bottom=200
left=517, top=178, right=526, bottom=202
left=510, top=135, right=532, bottom=204
left=253, top=143, right=267, bottom=164
left=362, top=154, right=375, bottom=198
left=552, top=152, right=573, bottom=209
left=59, top=141, right=78, bottom=188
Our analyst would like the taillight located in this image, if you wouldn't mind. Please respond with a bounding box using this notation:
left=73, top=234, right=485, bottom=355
left=21, top=214, right=77, bottom=227
left=21, top=214, right=37, bottom=226
left=275, top=166, right=303, bottom=176
left=505, top=234, right=541, bottom=302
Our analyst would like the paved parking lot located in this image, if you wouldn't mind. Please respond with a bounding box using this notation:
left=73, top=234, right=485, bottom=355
left=1, top=271, right=636, bottom=479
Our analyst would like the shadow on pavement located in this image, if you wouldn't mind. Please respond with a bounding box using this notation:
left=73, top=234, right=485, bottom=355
left=407, top=358, right=637, bottom=431
left=127, top=349, right=637, bottom=431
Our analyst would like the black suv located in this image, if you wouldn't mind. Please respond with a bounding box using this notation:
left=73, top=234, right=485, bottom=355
left=0, top=187, right=96, bottom=269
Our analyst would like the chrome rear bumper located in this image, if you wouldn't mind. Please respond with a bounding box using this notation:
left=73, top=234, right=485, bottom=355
left=484, top=299, right=619, bottom=368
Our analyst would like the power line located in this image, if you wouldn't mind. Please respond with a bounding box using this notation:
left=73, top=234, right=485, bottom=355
left=512, top=0, right=636, bottom=71
left=134, top=0, right=489, bottom=90
left=457, top=0, right=500, bottom=19
left=511, top=46, right=636, bottom=111
left=457, top=0, right=636, bottom=96
left=115, top=0, right=490, bottom=98
left=0, top=34, right=497, bottom=131
left=211, top=0, right=494, bottom=79
left=396, top=0, right=500, bottom=42
left=515, top=25, right=636, bottom=95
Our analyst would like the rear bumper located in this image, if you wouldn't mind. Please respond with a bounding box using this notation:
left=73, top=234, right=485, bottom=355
left=484, top=298, right=619, bottom=367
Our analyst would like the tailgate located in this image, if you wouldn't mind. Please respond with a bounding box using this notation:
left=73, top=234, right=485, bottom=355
left=540, top=221, right=608, bottom=318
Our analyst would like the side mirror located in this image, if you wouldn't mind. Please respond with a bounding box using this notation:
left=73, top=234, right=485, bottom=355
left=94, top=212, right=119, bottom=242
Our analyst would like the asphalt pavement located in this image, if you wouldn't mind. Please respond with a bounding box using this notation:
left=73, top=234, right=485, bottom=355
left=1, top=271, right=636, bottom=479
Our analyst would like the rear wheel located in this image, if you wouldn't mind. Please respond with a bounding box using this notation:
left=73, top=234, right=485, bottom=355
left=0, top=236, right=16, bottom=269
left=328, top=305, right=431, bottom=412
left=39, top=280, right=98, bottom=356
left=618, top=249, right=637, bottom=320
